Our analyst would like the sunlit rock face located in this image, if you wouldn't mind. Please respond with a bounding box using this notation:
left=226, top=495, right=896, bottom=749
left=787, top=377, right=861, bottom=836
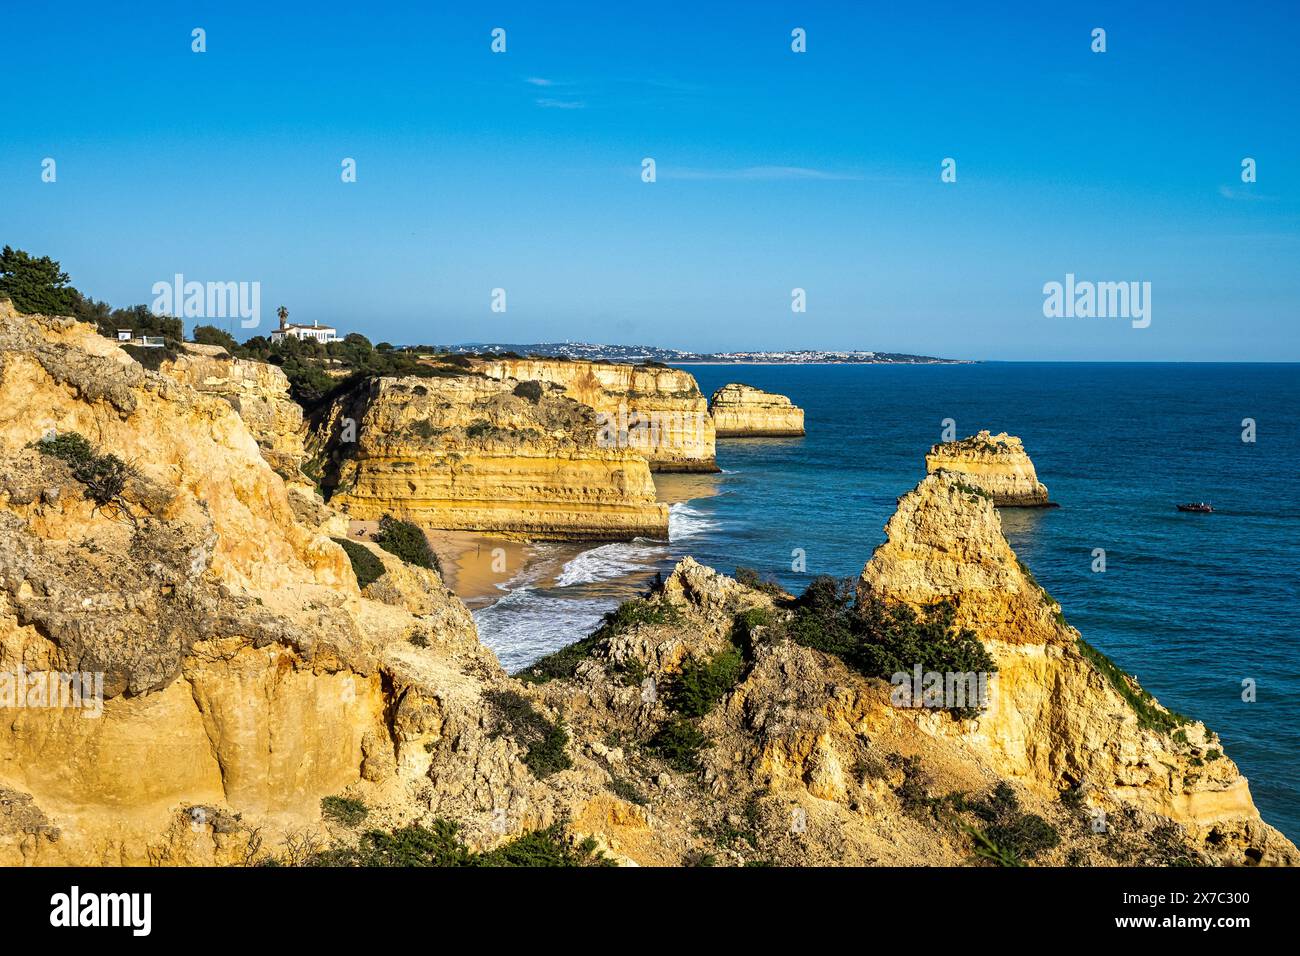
left=708, top=383, right=805, bottom=437
left=311, top=373, right=669, bottom=541
left=479, top=358, right=717, bottom=472
left=925, top=431, right=1052, bottom=506
left=860, top=472, right=1295, bottom=864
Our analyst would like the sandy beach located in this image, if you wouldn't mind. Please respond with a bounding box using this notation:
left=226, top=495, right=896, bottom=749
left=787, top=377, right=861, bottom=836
left=347, top=520, right=543, bottom=608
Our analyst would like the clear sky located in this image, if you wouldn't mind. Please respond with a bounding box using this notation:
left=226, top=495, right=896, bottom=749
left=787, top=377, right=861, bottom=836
left=2, top=0, right=1297, bottom=360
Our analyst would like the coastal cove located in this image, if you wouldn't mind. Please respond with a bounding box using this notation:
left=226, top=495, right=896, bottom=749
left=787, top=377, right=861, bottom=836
left=462, top=361, right=1300, bottom=842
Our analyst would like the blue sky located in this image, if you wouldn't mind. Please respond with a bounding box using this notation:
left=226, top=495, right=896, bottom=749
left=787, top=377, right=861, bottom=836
left=2, top=0, right=1297, bottom=360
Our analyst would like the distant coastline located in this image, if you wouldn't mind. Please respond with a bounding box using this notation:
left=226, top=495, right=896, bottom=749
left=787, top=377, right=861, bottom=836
left=434, top=341, right=966, bottom=365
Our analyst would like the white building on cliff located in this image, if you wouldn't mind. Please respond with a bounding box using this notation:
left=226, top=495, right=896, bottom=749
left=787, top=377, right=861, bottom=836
left=270, top=317, right=339, bottom=344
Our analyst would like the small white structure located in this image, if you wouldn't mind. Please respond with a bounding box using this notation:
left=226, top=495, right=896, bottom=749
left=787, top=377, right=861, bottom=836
left=271, top=317, right=339, bottom=343
left=116, top=329, right=165, bottom=348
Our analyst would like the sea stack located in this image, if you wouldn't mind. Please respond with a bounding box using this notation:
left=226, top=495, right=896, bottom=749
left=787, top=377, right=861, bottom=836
left=925, top=430, right=1053, bottom=506
left=708, top=383, right=805, bottom=437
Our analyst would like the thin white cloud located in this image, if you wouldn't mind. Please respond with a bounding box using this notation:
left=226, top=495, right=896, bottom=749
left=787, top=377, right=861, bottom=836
left=665, top=165, right=863, bottom=182
left=1218, top=184, right=1274, bottom=202
left=536, top=97, right=586, bottom=109
left=525, top=77, right=554, bottom=87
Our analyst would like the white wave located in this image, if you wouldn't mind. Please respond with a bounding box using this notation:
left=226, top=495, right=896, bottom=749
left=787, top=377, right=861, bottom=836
left=555, top=540, right=666, bottom=587
left=669, top=501, right=719, bottom=541
left=473, top=587, right=614, bottom=672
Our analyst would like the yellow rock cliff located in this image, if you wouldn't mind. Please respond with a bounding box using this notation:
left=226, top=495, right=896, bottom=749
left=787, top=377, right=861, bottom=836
left=925, top=430, right=1052, bottom=506
left=479, top=357, right=717, bottom=472
left=709, top=383, right=805, bottom=437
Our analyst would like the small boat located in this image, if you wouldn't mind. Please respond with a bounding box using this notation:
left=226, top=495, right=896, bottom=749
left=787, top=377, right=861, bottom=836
left=1176, top=502, right=1213, bottom=513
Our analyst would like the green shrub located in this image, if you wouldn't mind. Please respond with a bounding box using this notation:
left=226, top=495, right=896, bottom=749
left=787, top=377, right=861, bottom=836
left=965, top=782, right=1059, bottom=865
left=784, top=576, right=996, bottom=719
left=489, top=690, right=571, bottom=779
left=647, top=717, right=707, bottom=772
left=735, top=567, right=787, bottom=597
left=476, top=824, right=611, bottom=867
left=408, top=632, right=429, bottom=648
left=670, top=645, right=743, bottom=718
left=512, top=380, right=545, bottom=403
left=33, top=431, right=135, bottom=509
left=35, top=432, right=94, bottom=468
left=516, top=633, right=603, bottom=684
left=321, top=795, right=369, bottom=827
left=607, top=775, right=650, bottom=806
left=375, top=515, right=439, bottom=573
left=516, top=596, right=682, bottom=684
left=332, top=537, right=386, bottom=589
left=310, top=820, right=468, bottom=866
left=121, top=342, right=181, bottom=371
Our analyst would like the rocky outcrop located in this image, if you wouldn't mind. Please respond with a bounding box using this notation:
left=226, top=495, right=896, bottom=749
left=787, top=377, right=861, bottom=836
left=709, top=383, right=805, bottom=437
left=479, top=358, right=717, bottom=472
left=859, top=472, right=1294, bottom=864
left=310, top=373, right=669, bottom=541
left=158, top=343, right=307, bottom=481
left=925, top=431, right=1052, bottom=506
left=532, top=550, right=1297, bottom=866
left=1, top=299, right=1291, bottom=867
left=0, top=303, right=562, bottom=863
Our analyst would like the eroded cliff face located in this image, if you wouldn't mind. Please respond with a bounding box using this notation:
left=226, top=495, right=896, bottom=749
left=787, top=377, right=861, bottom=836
left=0, top=303, right=561, bottom=864
left=925, top=431, right=1052, bottom=506
left=479, top=358, right=717, bottom=472
left=310, top=374, right=669, bottom=541
left=0, top=300, right=1290, bottom=867
left=859, top=473, right=1294, bottom=863
left=158, top=343, right=307, bottom=482
left=532, top=553, right=1296, bottom=866
left=709, top=383, right=805, bottom=437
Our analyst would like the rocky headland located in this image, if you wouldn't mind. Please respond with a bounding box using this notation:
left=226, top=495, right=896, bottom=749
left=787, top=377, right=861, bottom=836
left=926, top=431, right=1054, bottom=506
left=708, top=383, right=805, bottom=437
left=308, top=373, right=669, bottom=541
left=0, top=299, right=1291, bottom=867
left=478, top=357, right=718, bottom=473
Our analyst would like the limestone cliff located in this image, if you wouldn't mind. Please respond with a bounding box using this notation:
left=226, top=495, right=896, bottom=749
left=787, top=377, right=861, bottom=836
left=709, top=383, right=805, bottom=437
left=0, top=299, right=1291, bottom=867
left=0, top=303, right=567, bottom=863
left=479, top=358, right=717, bottom=472
left=158, top=343, right=307, bottom=481
left=530, top=552, right=1296, bottom=866
left=310, top=374, right=669, bottom=541
left=925, top=431, right=1052, bottom=506
left=859, top=472, right=1294, bottom=863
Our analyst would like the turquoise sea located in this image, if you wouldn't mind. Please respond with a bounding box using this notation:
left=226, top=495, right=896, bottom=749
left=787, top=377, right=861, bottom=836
left=473, top=362, right=1300, bottom=841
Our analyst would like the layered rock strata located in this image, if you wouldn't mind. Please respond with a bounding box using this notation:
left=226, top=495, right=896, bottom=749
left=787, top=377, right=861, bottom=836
left=709, top=383, right=805, bottom=437
left=925, top=430, right=1052, bottom=506
left=311, top=373, right=669, bottom=541
left=479, top=358, right=717, bottom=472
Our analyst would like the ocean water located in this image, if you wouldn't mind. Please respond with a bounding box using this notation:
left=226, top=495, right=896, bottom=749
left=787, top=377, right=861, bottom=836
left=473, top=362, right=1300, bottom=841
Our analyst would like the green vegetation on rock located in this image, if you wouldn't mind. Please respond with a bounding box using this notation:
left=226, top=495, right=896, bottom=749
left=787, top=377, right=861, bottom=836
left=375, top=514, right=439, bottom=574
left=1077, top=636, right=1188, bottom=734
left=489, top=690, right=572, bottom=779
left=332, top=537, right=386, bottom=589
